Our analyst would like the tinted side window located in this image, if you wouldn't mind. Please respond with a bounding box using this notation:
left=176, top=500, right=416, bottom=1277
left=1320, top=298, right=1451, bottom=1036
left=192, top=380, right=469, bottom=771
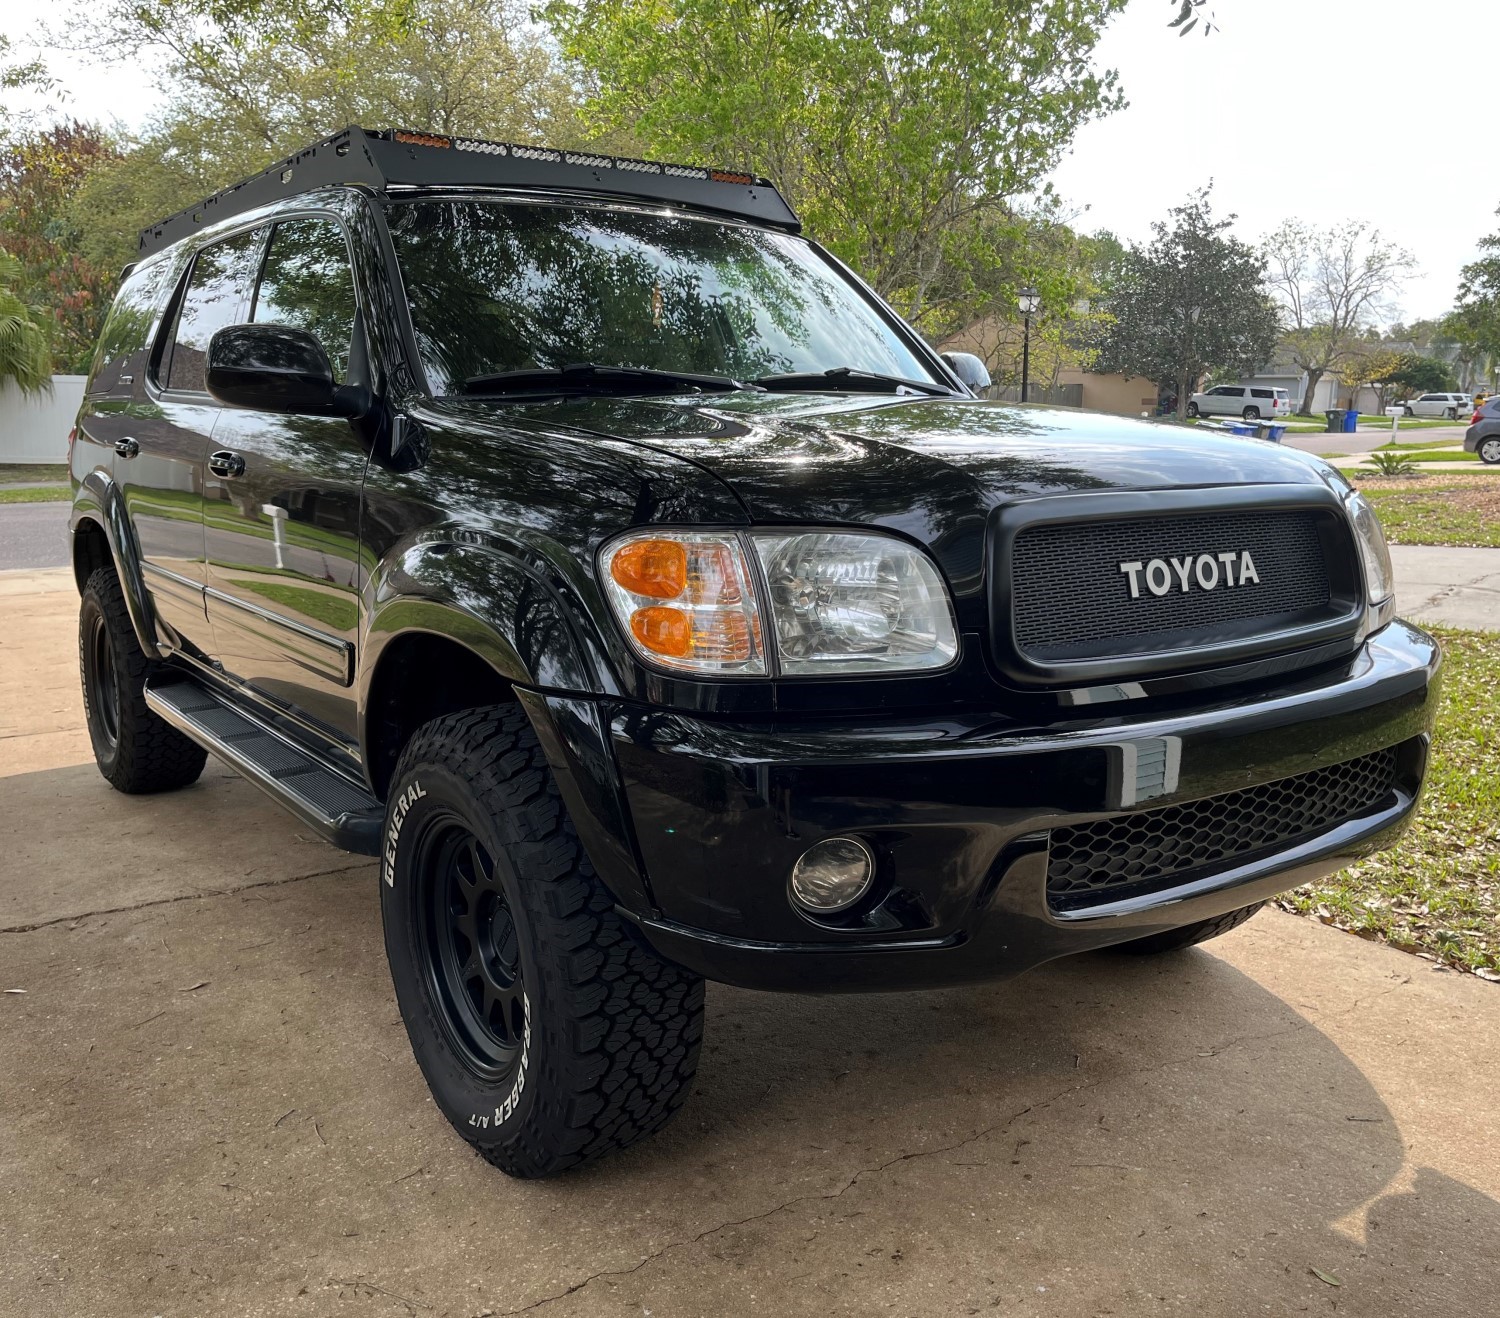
left=251, top=218, right=359, bottom=382
left=87, top=261, right=170, bottom=398
left=1251, top=388, right=1272, bottom=398
left=162, top=230, right=263, bottom=393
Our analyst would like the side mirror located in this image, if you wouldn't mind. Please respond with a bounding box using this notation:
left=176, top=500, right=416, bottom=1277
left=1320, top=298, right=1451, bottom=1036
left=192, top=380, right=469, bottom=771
left=942, top=351, right=992, bottom=392
left=207, top=323, right=360, bottom=417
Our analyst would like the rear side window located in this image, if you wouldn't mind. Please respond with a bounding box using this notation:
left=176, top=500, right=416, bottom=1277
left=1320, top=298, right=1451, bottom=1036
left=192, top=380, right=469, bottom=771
left=160, top=229, right=263, bottom=393
left=250, top=217, right=359, bottom=382
left=1251, top=388, right=1272, bottom=399
left=87, top=261, right=170, bottom=398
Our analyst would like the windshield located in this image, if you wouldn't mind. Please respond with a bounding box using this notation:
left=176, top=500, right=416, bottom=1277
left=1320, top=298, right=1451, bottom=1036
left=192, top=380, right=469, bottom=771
left=385, top=200, right=943, bottom=395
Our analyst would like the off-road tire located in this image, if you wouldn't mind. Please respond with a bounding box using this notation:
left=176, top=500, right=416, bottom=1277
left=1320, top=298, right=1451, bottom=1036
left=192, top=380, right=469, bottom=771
left=381, top=704, right=705, bottom=1179
left=79, top=567, right=207, bottom=794
left=1112, top=901, right=1264, bottom=955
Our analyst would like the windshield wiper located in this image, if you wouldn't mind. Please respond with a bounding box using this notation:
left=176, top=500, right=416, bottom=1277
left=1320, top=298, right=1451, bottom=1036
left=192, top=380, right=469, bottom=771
left=752, top=366, right=950, bottom=396
left=461, top=363, right=754, bottom=396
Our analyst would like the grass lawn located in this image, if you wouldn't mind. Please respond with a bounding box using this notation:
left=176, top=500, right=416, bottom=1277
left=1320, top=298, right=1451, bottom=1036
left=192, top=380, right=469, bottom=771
left=1277, top=628, right=1500, bottom=979
left=1356, top=476, right=1500, bottom=547
left=0, top=463, right=68, bottom=485
left=0, top=486, right=71, bottom=504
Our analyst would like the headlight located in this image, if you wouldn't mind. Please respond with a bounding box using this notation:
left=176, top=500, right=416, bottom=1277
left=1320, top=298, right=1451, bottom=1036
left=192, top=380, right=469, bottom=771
left=751, top=531, right=958, bottom=674
left=599, top=529, right=958, bottom=677
left=1345, top=491, right=1395, bottom=627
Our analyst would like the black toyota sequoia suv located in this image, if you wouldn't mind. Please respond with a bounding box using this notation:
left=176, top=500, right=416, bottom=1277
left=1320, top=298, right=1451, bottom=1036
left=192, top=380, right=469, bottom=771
left=70, top=127, right=1440, bottom=1178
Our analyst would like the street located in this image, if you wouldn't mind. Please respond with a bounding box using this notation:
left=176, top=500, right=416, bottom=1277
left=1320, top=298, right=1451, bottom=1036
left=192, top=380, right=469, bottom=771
left=0, top=501, right=68, bottom=571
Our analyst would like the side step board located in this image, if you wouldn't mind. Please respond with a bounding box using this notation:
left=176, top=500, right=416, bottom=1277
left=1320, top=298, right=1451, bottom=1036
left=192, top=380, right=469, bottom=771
left=145, top=676, right=383, bottom=855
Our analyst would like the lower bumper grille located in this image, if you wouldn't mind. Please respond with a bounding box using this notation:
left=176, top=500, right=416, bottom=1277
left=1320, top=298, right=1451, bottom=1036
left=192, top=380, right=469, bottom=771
left=1046, top=746, right=1400, bottom=910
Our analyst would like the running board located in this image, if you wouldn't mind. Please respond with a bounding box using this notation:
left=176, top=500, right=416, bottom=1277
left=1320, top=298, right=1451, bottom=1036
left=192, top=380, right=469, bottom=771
left=144, top=676, right=383, bottom=855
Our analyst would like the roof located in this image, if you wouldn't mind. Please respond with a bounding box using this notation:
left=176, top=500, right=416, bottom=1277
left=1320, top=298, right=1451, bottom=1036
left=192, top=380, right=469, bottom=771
left=136, top=126, right=800, bottom=259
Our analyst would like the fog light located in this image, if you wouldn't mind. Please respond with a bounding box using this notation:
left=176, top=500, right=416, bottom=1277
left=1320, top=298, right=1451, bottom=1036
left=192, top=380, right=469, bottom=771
left=789, top=836, right=875, bottom=914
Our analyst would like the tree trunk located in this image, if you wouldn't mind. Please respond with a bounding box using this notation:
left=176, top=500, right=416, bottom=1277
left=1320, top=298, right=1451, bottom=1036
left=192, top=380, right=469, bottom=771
left=1298, top=368, right=1325, bottom=417
left=1177, top=372, right=1190, bottom=420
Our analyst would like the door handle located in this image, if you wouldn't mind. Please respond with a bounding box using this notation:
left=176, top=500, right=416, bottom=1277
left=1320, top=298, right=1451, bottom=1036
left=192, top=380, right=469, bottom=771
left=209, top=450, right=246, bottom=479
left=114, top=437, right=139, bottom=459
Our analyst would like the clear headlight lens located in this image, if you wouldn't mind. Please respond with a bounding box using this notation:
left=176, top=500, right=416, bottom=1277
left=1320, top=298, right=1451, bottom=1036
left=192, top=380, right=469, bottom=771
left=1346, top=491, right=1395, bottom=606
left=599, top=529, right=958, bottom=677
left=751, top=531, right=958, bottom=674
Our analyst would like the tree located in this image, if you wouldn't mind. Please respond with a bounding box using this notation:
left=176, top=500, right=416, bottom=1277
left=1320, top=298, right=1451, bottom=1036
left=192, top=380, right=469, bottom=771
left=544, top=0, right=1129, bottom=327
left=1380, top=353, right=1457, bottom=398
left=1088, top=191, right=1280, bottom=419
left=1446, top=209, right=1500, bottom=390
left=1262, top=219, right=1416, bottom=416
left=0, top=122, right=122, bottom=373
left=0, top=248, right=52, bottom=394
left=63, top=0, right=594, bottom=276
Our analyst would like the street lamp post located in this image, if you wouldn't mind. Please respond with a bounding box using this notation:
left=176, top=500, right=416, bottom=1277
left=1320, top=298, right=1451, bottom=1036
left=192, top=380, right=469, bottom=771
left=1019, top=287, right=1040, bottom=403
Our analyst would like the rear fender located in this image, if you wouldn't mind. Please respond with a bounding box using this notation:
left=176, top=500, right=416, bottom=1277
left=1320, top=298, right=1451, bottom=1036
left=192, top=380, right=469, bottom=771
left=69, top=472, right=162, bottom=658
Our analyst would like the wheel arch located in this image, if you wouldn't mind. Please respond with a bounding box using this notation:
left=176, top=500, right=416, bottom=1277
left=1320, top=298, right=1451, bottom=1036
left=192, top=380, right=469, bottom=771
left=69, top=473, right=160, bottom=658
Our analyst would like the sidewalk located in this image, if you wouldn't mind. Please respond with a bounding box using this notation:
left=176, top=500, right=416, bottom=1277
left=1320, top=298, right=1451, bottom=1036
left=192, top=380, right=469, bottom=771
left=1390, top=545, right=1500, bottom=630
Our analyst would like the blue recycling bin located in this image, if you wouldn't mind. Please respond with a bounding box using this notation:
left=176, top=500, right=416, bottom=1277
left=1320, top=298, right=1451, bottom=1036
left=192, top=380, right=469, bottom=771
left=1343, top=409, right=1359, bottom=433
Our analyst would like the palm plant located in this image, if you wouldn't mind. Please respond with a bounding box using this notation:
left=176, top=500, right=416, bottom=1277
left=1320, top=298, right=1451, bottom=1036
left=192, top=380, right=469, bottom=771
left=0, top=249, right=52, bottom=395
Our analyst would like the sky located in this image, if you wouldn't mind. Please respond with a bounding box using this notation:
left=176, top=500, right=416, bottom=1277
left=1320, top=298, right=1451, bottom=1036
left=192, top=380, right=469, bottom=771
left=3, top=0, right=1494, bottom=324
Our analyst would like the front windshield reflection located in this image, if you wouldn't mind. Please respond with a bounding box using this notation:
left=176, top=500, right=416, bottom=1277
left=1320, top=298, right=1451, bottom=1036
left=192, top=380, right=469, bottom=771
left=384, top=200, right=939, bottom=393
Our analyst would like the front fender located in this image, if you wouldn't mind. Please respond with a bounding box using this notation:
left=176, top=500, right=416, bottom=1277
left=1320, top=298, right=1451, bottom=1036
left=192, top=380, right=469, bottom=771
left=69, top=472, right=161, bottom=659
left=359, top=538, right=616, bottom=700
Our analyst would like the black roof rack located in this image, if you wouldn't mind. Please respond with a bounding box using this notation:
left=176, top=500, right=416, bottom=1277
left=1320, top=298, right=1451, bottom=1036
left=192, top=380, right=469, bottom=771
left=136, top=126, right=801, bottom=259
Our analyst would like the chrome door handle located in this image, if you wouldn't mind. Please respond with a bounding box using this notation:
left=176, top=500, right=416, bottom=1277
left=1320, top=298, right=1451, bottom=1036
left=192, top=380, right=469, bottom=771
left=114, top=437, right=139, bottom=459
left=208, top=450, right=246, bottom=479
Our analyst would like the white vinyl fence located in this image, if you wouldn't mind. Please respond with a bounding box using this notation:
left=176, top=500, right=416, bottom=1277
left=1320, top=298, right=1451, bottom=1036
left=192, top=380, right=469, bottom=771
left=0, top=375, right=85, bottom=464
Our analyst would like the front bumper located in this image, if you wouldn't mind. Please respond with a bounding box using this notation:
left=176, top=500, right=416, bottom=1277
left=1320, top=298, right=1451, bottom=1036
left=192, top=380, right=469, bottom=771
left=567, top=621, right=1440, bottom=992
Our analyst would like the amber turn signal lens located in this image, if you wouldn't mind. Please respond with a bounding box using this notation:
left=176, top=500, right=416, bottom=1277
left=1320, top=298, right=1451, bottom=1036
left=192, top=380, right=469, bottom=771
left=630, top=606, right=693, bottom=657
left=611, top=539, right=688, bottom=599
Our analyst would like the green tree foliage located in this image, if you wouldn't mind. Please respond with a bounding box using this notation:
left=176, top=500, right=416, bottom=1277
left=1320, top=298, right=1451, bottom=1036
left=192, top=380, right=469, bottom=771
left=1446, top=210, right=1500, bottom=388
left=544, top=0, right=1129, bottom=327
left=64, top=0, right=593, bottom=276
left=1263, top=219, right=1417, bottom=416
left=1088, top=191, right=1279, bottom=418
left=1380, top=353, right=1458, bottom=398
left=0, top=122, right=123, bottom=373
left=0, top=248, right=53, bottom=393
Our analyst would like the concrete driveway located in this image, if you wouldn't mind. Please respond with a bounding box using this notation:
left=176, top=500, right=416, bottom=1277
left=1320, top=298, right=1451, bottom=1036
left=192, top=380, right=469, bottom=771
left=3, top=567, right=1499, bottom=1317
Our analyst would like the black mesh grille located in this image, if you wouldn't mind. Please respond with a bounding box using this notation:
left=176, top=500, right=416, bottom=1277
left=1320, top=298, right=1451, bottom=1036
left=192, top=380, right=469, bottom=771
left=1012, top=511, right=1333, bottom=661
left=1047, top=746, right=1399, bottom=910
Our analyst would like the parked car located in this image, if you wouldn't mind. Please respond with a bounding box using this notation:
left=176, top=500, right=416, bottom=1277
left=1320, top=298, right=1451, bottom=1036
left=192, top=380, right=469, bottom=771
left=1464, top=396, right=1500, bottom=464
left=1398, top=392, right=1470, bottom=419
left=68, top=125, right=1439, bottom=1179
left=1186, top=385, right=1292, bottom=420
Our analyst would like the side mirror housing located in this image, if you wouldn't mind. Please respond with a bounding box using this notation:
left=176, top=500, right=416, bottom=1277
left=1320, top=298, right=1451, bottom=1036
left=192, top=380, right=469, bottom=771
left=942, top=351, right=992, bottom=392
left=207, top=323, right=361, bottom=417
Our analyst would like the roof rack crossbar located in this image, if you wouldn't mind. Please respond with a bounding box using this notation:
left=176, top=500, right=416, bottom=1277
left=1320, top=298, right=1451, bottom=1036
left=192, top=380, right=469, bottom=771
left=136, top=126, right=800, bottom=258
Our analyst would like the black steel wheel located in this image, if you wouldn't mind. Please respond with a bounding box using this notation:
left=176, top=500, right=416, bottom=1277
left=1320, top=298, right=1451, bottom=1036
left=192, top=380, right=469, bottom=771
left=78, top=568, right=207, bottom=793
left=381, top=704, right=704, bottom=1178
left=416, top=816, right=526, bottom=1078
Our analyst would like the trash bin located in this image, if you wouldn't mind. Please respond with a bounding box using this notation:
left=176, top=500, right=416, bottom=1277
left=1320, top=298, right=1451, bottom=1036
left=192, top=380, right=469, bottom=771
left=1325, top=409, right=1347, bottom=433
left=1264, top=423, right=1287, bottom=443
left=1343, top=409, right=1359, bottom=433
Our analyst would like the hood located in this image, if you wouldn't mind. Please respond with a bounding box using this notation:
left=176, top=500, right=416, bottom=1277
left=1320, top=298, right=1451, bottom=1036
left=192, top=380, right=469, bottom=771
left=469, top=393, right=1333, bottom=595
